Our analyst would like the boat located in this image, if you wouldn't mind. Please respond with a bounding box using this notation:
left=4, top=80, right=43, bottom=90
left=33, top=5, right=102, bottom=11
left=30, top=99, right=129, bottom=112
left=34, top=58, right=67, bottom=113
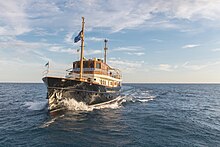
left=42, top=17, right=122, bottom=111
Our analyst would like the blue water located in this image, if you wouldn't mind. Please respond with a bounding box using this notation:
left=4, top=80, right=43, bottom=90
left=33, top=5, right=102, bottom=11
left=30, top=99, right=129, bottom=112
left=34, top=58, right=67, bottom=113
left=0, top=83, right=220, bottom=146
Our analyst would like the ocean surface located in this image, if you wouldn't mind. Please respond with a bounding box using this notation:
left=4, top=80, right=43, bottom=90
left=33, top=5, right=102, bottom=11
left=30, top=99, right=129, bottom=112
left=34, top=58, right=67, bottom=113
left=0, top=83, right=220, bottom=147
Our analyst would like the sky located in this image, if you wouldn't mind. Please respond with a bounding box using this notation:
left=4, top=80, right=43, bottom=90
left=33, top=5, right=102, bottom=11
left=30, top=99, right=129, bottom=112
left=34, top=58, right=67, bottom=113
left=1, top=0, right=220, bottom=83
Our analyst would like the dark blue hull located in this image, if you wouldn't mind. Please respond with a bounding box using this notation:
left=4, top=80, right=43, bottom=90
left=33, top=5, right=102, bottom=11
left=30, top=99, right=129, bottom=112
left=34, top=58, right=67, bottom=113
left=43, top=77, right=121, bottom=111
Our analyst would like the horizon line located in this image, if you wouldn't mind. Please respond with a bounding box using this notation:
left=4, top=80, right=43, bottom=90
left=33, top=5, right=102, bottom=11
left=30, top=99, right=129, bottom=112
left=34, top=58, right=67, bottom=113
left=1, top=81, right=220, bottom=84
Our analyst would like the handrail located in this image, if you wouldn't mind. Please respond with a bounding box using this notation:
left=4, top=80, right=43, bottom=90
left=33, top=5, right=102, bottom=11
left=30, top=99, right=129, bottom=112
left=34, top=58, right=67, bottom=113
left=43, top=67, right=122, bottom=80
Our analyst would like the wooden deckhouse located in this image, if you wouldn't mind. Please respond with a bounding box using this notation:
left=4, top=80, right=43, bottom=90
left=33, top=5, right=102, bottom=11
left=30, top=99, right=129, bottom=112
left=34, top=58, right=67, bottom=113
left=70, top=57, right=121, bottom=88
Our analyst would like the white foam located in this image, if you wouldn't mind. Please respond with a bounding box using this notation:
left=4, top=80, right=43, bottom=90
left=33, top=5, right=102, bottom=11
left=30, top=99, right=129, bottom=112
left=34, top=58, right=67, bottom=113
left=62, top=99, right=93, bottom=111
left=92, top=100, right=122, bottom=110
left=123, top=95, right=135, bottom=102
left=136, top=98, right=153, bottom=102
left=62, top=96, right=124, bottom=111
left=40, top=114, right=65, bottom=128
left=121, top=89, right=157, bottom=103
left=40, top=117, right=56, bottom=128
left=24, top=101, right=47, bottom=111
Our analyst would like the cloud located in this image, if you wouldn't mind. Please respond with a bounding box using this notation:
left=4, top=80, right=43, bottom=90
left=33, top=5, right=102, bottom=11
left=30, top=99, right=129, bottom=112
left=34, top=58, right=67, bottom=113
left=150, top=39, right=164, bottom=43
left=48, top=46, right=102, bottom=56
left=182, top=44, right=200, bottom=48
left=127, top=52, right=145, bottom=56
left=212, top=48, right=220, bottom=52
left=31, top=50, right=51, bottom=62
left=87, top=37, right=106, bottom=42
left=168, top=1, right=220, bottom=21
left=157, top=64, right=173, bottom=71
left=1, top=0, right=220, bottom=37
left=113, top=46, right=143, bottom=52
left=48, top=46, right=76, bottom=54
left=182, top=61, right=220, bottom=70
left=33, top=27, right=61, bottom=36
left=112, top=46, right=145, bottom=56
left=108, top=58, right=145, bottom=73
left=0, top=37, right=54, bottom=65
left=0, top=37, right=49, bottom=51
left=85, top=49, right=102, bottom=56
left=64, top=32, right=74, bottom=43
left=0, top=0, right=30, bottom=36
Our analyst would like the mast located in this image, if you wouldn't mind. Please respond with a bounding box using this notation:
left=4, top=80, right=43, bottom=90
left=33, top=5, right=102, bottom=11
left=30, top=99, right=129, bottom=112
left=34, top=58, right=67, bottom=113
left=104, top=39, right=108, bottom=64
left=79, top=17, right=85, bottom=80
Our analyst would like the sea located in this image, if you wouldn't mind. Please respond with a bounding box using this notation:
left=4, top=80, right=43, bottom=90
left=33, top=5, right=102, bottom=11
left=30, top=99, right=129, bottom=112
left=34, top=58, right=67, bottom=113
left=0, top=83, right=220, bottom=147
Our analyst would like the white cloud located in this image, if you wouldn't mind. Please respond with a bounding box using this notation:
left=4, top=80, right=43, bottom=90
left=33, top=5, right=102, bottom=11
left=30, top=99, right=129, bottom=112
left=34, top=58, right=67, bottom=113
left=31, top=50, right=51, bottom=62
left=113, top=47, right=137, bottom=52
left=112, top=46, right=145, bottom=56
left=157, top=64, right=173, bottom=71
left=32, top=28, right=60, bottom=36
left=48, top=46, right=76, bottom=54
left=0, top=37, right=49, bottom=51
left=108, top=59, right=145, bottom=73
left=151, top=39, right=164, bottom=43
left=182, top=61, right=220, bottom=70
left=85, top=49, right=102, bottom=56
left=182, top=62, right=203, bottom=70
left=182, top=44, right=200, bottom=48
left=48, top=46, right=102, bottom=56
left=1, top=0, right=220, bottom=37
left=169, top=1, right=220, bottom=21
left=0, top=0, right=30, bottom=36
left=0, top=38, right=53, bottom=66
left=113, top=46, right=143, bottom=52
left=212, top=48, right=220, bottom=52
left=127, top=52, right=145, bottom=56
left=87, top=37, right=106, bottom=42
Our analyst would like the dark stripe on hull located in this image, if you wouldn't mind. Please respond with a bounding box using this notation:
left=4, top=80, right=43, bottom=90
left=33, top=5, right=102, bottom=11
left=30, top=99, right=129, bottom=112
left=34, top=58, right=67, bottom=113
left=43, top=77, right=121, bottom=111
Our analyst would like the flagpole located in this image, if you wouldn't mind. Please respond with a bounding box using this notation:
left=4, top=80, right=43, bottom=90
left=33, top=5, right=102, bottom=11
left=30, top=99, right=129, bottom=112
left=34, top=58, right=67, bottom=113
left=47, top=62, right=49, bottom=75
left=104, top=39, right=108, bottom=64
left=79, top=17, right=85, bottom=80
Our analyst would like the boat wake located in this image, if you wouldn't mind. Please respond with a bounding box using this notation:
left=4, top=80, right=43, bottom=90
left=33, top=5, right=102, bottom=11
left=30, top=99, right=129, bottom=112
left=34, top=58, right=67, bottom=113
left=24, top=101, right=48, bottom=111
left=62, top=96, right=125, bottom=111
left=25, top=86, right=156, bottom=113
left=121, top=87, right=157, bottom=103
left=40, top=114, right=65, bottom=128
left=40, top=86, right=156, bottom=128
left=60, top=86, right=156, bottom=111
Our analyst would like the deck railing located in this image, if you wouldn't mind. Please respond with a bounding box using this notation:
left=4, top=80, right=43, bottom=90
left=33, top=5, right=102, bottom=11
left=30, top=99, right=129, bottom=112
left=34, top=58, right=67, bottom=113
left=43, top=67, right=122, bottom=80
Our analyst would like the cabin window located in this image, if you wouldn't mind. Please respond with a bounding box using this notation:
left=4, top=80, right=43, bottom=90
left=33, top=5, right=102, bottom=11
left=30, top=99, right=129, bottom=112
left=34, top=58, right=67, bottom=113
left=73, top=63, right=76, bottom=68
left=83, top=61, right=89, bottom=68
left=90, top=62, right=94, bottom=68
left=96, top=63, right=101, bottom=69
left=77, top=62, right=80, bottom=68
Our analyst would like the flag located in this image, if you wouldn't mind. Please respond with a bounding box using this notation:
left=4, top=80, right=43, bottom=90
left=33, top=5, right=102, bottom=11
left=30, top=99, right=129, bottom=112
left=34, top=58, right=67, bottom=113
left=45, top=61, right=49, bottom=67
left=74, top=30, right=82, bottom=43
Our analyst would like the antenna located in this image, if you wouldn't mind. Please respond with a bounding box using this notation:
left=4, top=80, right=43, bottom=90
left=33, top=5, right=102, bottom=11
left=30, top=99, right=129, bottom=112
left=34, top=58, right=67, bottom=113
left=104, top=39, right=108, bottom=64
